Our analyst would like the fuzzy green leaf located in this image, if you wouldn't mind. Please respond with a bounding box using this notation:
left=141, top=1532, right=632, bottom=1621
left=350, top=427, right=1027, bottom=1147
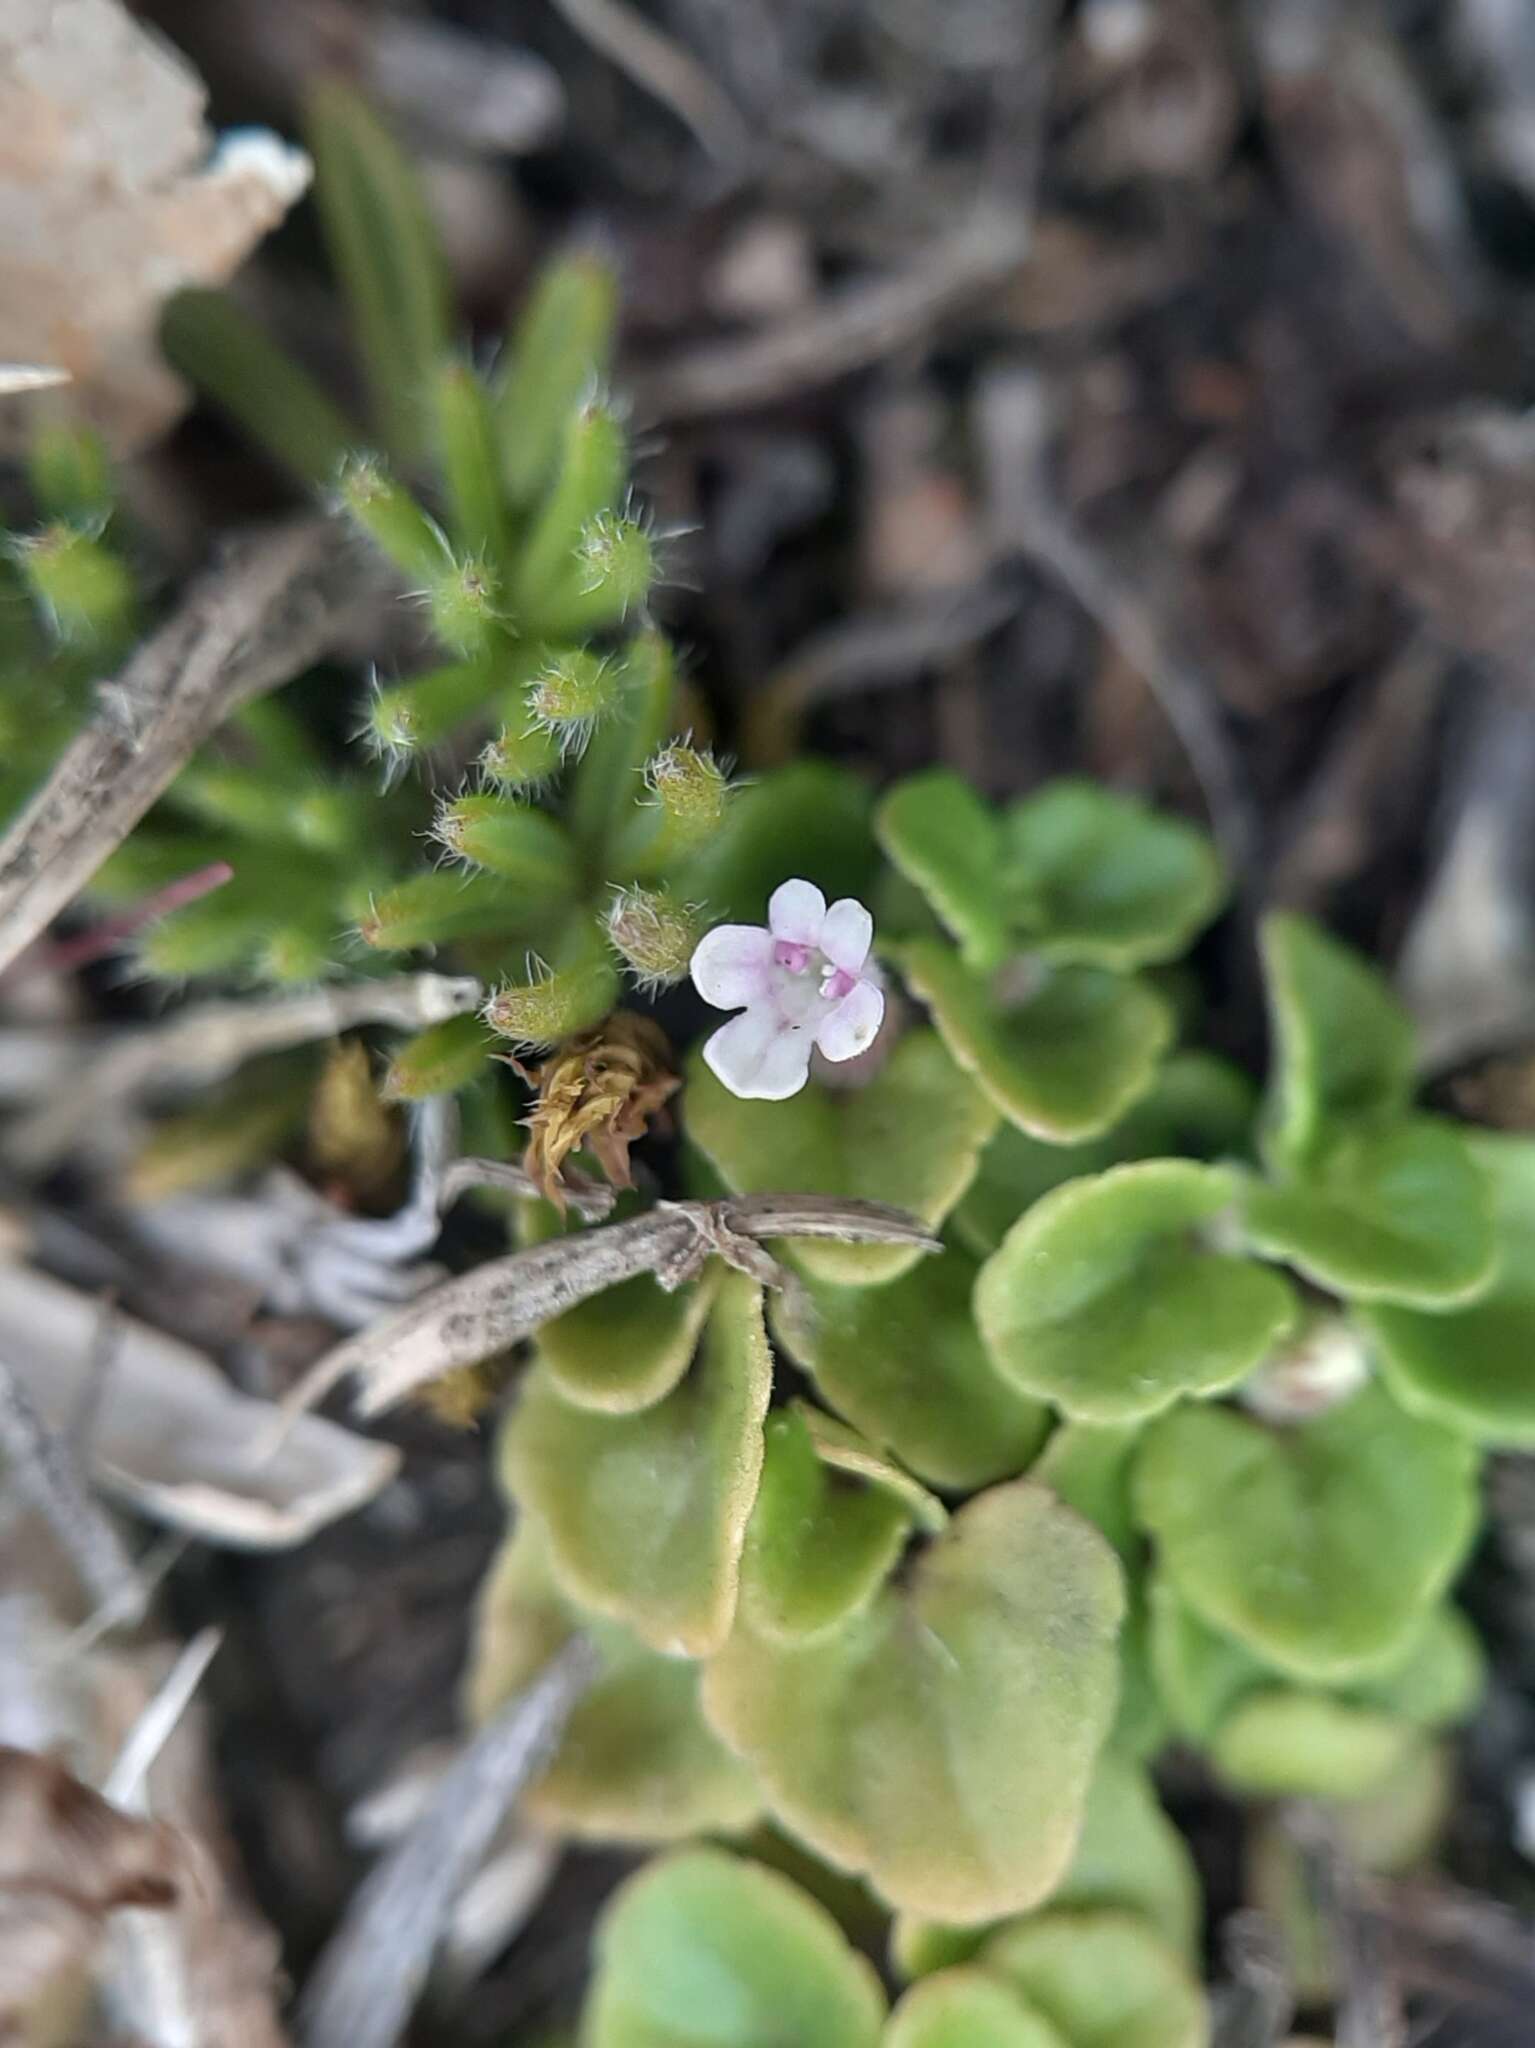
left=1033, top=1424, right=1143, bottom=1561
left=739, top=1409, right=918, bottom=1644
left=770, top=1242, right=1049, bottom=1491
left=984, top=1911, right=1207, bottom=2048
left=1244, top=1118, right=1496, bottom=1307
left=584, top=1850, right=886, bottom=2048
left=955, top=1052, right=1257, bottom=1257
left=876, top=770, right=1014, bottom=969
left=1361, top=1132, right=1535, bottom=1441
left=685, top=1030, right=997, bottom=1286
left=897, top=941, right=1173, bottom=1143
left=1146, top=1575, right=1265, bottom=1745
left=886, top=1972, right=1069, bottom=2048
left=494, top=254, right=617, bottom=509
left=1134, top=1383, right=1478, bottom=1680
left=1260, top=913, right=1416, bottom=1172
left=702, top=1481, right=1125, bottom=1923
left=976, top=1162, right=1297, bottom=1424
left=466, top=1523, right=759, bottom=1842
left=1211, top=1691, right=1417, bottom=1801
left=1049, top=1754, right=1201, bottom=1957
left=503, top=1273, right=772, bottom=1655
left=534, top=1234, right=721, bottom=1415
left=1002, top=782, right=1224, bottom=970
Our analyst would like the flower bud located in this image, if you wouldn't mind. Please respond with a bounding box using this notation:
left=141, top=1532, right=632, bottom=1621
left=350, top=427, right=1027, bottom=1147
left=483, top=946, right=619, bottom=1047
left=525, top=649, right=620, bottom=756
left=605, top=885, right=703, bottom=991
left=337, top=452, right=446, bottom=580
left=432, top=792, right=578, bottom=892
left=427, top=553, right=501, bottom=655
left=478, top=718, right=564, bottom=791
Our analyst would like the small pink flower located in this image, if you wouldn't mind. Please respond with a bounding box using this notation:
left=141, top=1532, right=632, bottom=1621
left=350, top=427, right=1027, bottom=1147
left=690, top=879, right=885, bottom=1101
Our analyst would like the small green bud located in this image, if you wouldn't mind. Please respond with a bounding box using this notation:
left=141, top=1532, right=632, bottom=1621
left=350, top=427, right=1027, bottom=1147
left=427, top=553, right=501, bottom=655
left=533, top=512, right=653, bottom=639
left=478, top=718, right=564, bottom=791
left=15, top=522, right=135, bottom=647
left=366, top=656, right=501, bottom=762
left=628, top=741, right=731, bottom=872
left=483, top=935, right=620, bottom=1047
left=605, top=885, right=704, bottom=991
left=337, top=452, right=447, bottom=580
left=356, top=869, right=522, bottom=952
left=524, top=648, right=621, bottom=756
left=257, top=925, right=337, bottom=984
left=383, top=1011, right=495, bottom=1100
left=432, top=792, right=579, bottom=892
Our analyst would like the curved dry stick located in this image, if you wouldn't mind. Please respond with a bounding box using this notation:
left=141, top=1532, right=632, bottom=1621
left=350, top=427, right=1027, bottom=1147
left=280, top=1194, right=940, bottom=1423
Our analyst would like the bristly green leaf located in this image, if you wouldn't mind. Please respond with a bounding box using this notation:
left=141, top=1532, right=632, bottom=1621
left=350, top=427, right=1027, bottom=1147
left=567, top=631, right=675, bottom=860
left=160, top=288, right=357, bottom=486
left=1134, top=1382, right=1478, bottom=1681
left=702, top=1480, right=1125, bottom=1923
left=430, top=359, right=508, bottom=560
left=685, top=1029, right=997, bottom=1286
left=583, top=1850, right=886, bottom=2048
left=1243, top=1117, right=1496, bottom=1307
left=976, top=1161, right=1296, bottom=1424
left=1361, top=1132, right=1535, bottom=1441
left=493, top=252, right=618, bottom=508
left=896, top=940, right=1174, bottom=1143
left=502, top=1272, right=771, bottom=1655
left=1259, top=912, right=1416, bottom=1173
left=382, top=1011, right=494, bottom=1100
left=305, top=79, right=452, bottom=463
left=770, top=1241, right=1049, bottom=1491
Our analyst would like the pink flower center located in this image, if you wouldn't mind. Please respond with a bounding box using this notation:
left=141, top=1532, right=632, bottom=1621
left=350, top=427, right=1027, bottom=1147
left=773, top=939, right=813, bottom=972
left=820, top=966, right=856, bottom=1002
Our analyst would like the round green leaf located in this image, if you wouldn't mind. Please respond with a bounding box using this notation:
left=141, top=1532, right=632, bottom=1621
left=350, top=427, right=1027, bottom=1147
left=798, top=1405, right=947, bottom=1530
left=503, top=1272, right=772, bottom=1655
left=1002, top=781, right=1224, bottom=970
left=955, top=1053, right=1258, bottom=1257
left=1033, top=1424, right=1142, bottom=1561
left=876, top=770, right=1014, bottom=969
left=702, top=1480, right=1126, bottom=1923
left=983, top=1910, right=1207, bottom=2048
left=1048, top=1754, right=1201, bottom=1958
left=1259, top=912, right=1416, bottom=1172
left=521, top=1201, right=724, bottom=1413
left=1211, top=1690, right=1417, bottom=1801
left=976, top=1162, right=1297, bottom=1424
left=1244, top=1118, right=1496, bottom=1307
left=770, top=1242, right=1049, bottom=1491
left=1343, top=1603, right=1485, bottom=1730
left=584, top=1849, right=886, bottom=2048
left=898, top=940, right=1173, bottom=1144
left=1146, top=1575, right=1266, bottom=1745
left=466, top=1524, right=759, bottom=1842
left=684, top=1029, right=998, bottom=1286
left=886, top=1970, right=1070, bottom=2048
left=1134, top=1382, right=1478, bottom=1680
left=739, top=1409, right=921, bottom=1644
left=1361, top=1131, right=1535, bottom=1440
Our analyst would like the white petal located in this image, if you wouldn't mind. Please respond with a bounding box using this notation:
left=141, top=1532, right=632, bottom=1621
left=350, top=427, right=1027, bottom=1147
left=819, top=897, right=874, bottom=974
left=690, top=923, right=775, bottom=1010
left=767, top=878, right=826, bottom=948
left=703, top=1008, right=814, bottom=1100
left=815, top=978, right=885, bottom=1063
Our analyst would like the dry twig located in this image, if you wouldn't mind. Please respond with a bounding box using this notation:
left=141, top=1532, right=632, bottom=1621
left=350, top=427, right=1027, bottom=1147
left=283, top=1193, right=940, bottom=1421
left=548, top=0, right=750, bottom=165
left=297, top=1638, right=600, bottom=2048
left=0, top=515, right=390, bottom=976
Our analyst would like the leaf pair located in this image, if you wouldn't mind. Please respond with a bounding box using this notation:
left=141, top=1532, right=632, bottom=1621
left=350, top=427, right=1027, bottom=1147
left=584, top=1850, right=1207, bottom=2048
left=876, top=777, right=1223, bottom=1142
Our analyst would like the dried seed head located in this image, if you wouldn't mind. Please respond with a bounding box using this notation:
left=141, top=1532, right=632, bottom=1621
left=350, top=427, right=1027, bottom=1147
left=518, top=1012, right=679, bottom=1214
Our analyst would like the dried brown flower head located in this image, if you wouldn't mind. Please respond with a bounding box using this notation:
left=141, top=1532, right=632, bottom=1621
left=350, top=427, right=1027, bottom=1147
left=515, top=1012, right=679, bottom=1215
